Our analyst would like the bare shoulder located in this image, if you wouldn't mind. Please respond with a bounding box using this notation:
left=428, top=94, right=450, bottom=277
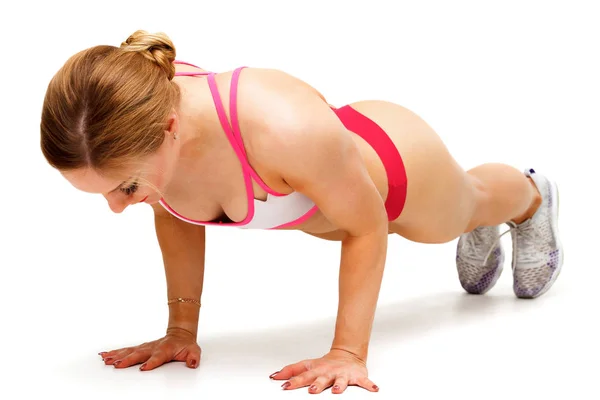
left=238, top=67, right=329, bottom=105
left=236, top=68, right=350, bottom=179
left=236, top=67, right=387, bottom=235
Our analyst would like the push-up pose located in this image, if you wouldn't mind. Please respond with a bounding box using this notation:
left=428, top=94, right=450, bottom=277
left=40, top=30, right=563, bottom=394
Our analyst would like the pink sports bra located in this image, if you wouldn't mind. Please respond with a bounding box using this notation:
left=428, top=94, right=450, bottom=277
left=158, top=61, right=318, bottom=229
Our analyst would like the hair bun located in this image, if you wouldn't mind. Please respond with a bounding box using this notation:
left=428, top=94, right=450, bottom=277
left=121, top=30, right=176, bottom=80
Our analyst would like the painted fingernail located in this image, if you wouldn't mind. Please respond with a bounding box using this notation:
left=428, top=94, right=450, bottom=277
left=269, top=371, right=279, bottom=379
left=98, top=352, right=106, bottom=356
left=281, top=382, right=290, bottom=389
left=140, top=363, right=147, bottom=371
left=372, top=384, right=379, bottom=391
left=190, top=360, right=197, bottom=368
left=103, top=357, right=113, bottom=363
left=113, top=361, right=121, bottom=367
left=309, top=385, right=317, bottom=392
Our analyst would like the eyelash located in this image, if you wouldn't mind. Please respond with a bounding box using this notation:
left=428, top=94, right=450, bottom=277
left=120, top=181, right=139, bottom=196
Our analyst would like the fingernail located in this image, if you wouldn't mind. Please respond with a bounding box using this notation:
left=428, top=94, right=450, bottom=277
left=113, top=361, right=121, bottom=367
left=190, top=360, right=197, bottom=368
left=281, top=382, right=290, bottom=389
left=98, top=352, right=106, bottom=356
left=309, top=385, right=317, bottom=392
left=269, top=371, right=279, bottom=379
left=333, top=385, right=340, bottom=391
left=140, top=363, right=147, bottom=371
left=103, top=357, right=113, bottom=362
left=372, top=384, right=379, bottom=391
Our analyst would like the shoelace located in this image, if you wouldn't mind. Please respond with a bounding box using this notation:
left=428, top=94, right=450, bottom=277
left=463, top=215, right=543, bottom=269
left=481, top=227, right=514, bottom=267
left=507, top=219, right=542, bottom=266
left=462, top=227, right=514, bottom=267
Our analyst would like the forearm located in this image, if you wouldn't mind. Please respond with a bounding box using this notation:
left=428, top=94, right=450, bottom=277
left=331, top=223, right=388, bottom=361
left=154, top=212, right=206, bottom=339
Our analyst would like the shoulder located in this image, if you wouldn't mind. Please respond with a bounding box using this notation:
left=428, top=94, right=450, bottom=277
left=234, top=68, right=387, bottom=235
left=236, top=67, right=349, bottom=168
left=234, top=68, right=370, bottom=199
left=236, top=67, right=332, bottom=128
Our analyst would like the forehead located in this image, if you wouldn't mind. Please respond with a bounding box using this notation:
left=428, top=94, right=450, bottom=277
left=61, top=167, right=130, bottom=194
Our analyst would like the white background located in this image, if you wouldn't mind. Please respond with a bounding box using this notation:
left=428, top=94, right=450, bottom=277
left=1, top=0, right=598, bottom=398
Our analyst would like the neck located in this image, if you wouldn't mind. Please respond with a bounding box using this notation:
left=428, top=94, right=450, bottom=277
left=165, top=77, right=228, bottom=197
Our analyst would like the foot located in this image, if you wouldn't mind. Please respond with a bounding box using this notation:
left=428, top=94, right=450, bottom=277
left=508, top=168, right=563, bottom=299
left=456, top=225, right=506, bottom=294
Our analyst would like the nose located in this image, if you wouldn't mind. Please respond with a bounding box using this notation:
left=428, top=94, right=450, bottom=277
left=103, top=193, right=131, bottom=214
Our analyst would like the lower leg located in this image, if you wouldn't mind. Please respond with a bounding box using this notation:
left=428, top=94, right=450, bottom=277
left=467, top=163, right=541, bottom=228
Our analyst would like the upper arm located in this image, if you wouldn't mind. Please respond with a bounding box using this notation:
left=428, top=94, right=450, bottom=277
left=151, top=202, right=172, bottom=218
left=241, top=70, right=388, bottom=237
left=151, top=202, right=206, bottom=250
left=151, top=202, right=205, bottom=234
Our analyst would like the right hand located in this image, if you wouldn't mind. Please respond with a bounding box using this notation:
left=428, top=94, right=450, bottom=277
left=98, top=327, right=201, bottom=371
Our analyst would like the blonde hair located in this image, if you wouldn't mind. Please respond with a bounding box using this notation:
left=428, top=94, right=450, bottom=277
left=40, top=30, right=180, bottom=175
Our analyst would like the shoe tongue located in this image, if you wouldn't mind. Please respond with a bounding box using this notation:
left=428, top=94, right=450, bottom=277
left=518, top=218, right=534, bottom=228
left=528, top=171, right=548, bottom=197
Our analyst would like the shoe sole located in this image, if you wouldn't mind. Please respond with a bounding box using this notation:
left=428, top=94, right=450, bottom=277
left=520, top=176, right=564, bottom=299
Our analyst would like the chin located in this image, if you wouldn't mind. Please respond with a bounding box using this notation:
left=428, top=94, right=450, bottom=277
left=145, top=195, right=160, bottom=205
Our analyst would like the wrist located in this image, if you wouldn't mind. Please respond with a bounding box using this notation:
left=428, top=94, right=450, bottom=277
left=168, top=301, right=200, bottom=338
left=166, top=325, right=197, bottom=340
left=328, top=346, right=367, bottom=366
left=330, top=336, right=369, bottom=362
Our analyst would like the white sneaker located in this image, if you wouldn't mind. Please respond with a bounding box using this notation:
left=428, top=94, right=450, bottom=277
left=507, top=168, right=563, bottom=299
left=456, top=225, right=507, bottom=294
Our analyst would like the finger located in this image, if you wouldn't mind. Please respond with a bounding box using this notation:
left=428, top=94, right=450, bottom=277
left=308, top=375, right=335, bottom=394
left=99, top=350, right=124, bottom=362
left=332, top=376, right=349, bottom=394
left=355, top=377, right=379, bottom=392
left=113, top=349, right=153, bottom=369
left=185, top=348, right=201, bottom=369
left=99, top=346, right=133, bottom=359
left=271, top=360, right=311, bottom=381
left=104, top=348, right=137, bottom=365
left=99, top=350, right=121, bottom=358
left=284, top=370, right=319, bottom=390
left=140, top=349, right=173, bottom=371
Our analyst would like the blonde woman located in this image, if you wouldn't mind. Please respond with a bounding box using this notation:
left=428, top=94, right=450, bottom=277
left=40, top=30, right=563, bottom=394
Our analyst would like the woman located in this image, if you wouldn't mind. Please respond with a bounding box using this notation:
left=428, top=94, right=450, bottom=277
left=40, top=30, right=563, bottom=394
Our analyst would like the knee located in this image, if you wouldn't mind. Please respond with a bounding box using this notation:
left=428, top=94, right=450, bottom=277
left=463, top=175, right=490, bottom=233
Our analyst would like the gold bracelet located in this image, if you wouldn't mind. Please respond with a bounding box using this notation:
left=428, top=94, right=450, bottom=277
left=167, top=297, right=201, bottom=307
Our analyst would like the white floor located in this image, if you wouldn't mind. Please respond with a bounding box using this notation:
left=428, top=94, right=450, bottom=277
left=3, top=224, right=596, bottom=399
left=2, top=1, right=598, bottom=398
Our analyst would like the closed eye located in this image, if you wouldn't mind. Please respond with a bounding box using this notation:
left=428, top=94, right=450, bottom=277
left=120, top=180, right=139, bottom=196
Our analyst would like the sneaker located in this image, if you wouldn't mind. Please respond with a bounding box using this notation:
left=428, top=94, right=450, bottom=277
left=456, top=225, right=507, bottom=294
left=507, top=168, right=563, bottom=299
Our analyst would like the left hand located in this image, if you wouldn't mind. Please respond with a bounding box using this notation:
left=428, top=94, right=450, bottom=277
left=269, top=349, right=380, bottom=394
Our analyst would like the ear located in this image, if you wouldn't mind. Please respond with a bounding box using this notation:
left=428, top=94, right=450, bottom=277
left=165, top=110, right=179, bottom=138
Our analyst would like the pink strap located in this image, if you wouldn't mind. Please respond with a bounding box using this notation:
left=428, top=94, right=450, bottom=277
left=206, top=72, right=256, bottom=223
left=229, top=68, right=246, bottom=155
left=173, top=60, right=211, bottom=76
left=227, top=68, right=285, bottom=196
left=173, top=60, right=198, bottom=66
left=173, top=61, right=284, bottom=196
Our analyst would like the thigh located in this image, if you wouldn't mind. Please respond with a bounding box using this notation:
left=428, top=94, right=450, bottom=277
left=350, top=101, right=481, bottom=244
